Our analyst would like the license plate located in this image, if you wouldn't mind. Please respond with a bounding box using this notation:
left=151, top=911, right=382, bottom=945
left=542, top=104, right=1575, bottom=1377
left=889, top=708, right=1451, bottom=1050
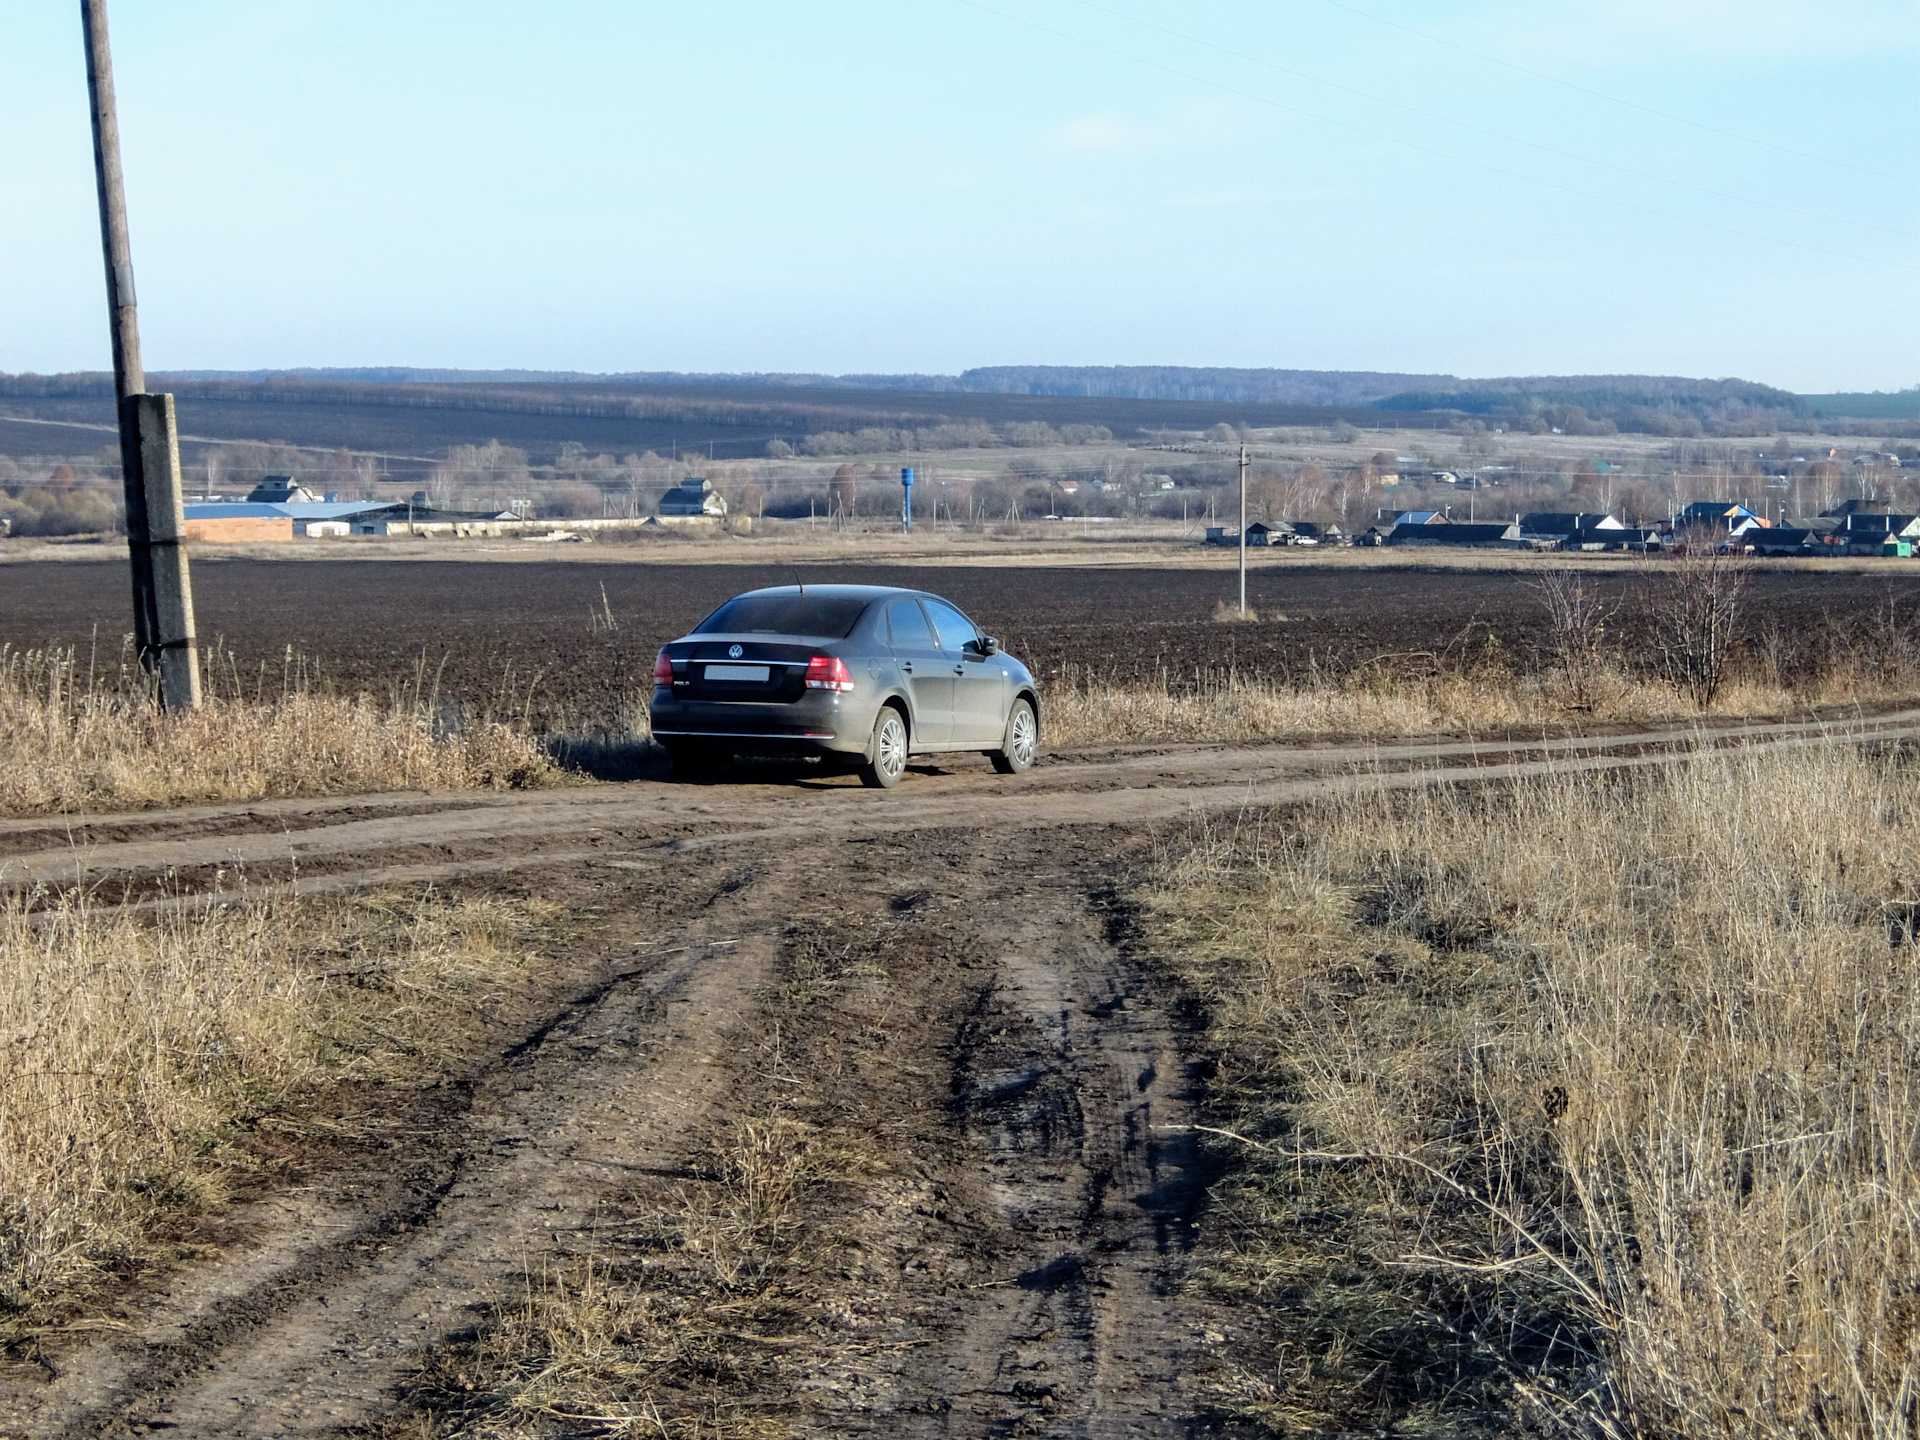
left=704, top=663, right=770, bottom=683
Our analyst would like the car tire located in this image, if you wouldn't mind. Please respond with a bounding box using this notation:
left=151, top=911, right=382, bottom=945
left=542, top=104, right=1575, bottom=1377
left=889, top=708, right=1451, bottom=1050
left=990, top=696, right=1038, bottom=774
left=860, top=705, right=909, bottom=789
left=666, top=741, right=726, bottom=780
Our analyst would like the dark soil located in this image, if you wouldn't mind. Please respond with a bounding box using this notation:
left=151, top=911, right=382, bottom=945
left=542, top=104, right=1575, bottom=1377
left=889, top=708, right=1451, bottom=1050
left=0, top=559, right=1904, bottom=728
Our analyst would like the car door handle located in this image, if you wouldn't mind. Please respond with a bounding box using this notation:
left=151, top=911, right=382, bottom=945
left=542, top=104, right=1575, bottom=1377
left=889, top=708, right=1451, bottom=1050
left=900, top=661, right=913, bottom=674
left=952, top=664, right=965, bottom=675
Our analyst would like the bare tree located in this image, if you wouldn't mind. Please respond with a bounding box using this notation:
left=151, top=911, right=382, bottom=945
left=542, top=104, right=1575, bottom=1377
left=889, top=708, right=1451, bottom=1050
left=828, top=464, right=857, bottom=519
left=1532, top=569, right=1615, bottom=709
left=1649, top=549, right=1748, bottom=708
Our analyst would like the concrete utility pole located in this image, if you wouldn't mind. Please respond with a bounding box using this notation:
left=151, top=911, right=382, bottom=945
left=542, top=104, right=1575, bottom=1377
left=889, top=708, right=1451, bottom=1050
left=81, top=0, right=199, bottom=708
left=1238, top=442, right=1249, bottom=616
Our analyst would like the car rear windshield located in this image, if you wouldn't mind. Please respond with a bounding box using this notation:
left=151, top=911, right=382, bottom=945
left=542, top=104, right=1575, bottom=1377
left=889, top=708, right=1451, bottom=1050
left=692, top=594, right=870, bottom=638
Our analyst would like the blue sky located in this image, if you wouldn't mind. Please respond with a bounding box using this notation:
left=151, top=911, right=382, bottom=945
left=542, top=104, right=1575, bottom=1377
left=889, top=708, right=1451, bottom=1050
left=5, top=1, right=1914, bottom=390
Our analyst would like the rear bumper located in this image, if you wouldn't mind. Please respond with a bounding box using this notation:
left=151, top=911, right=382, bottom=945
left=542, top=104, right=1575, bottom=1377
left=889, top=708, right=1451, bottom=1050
left=648, top=688, right=873, bottom=755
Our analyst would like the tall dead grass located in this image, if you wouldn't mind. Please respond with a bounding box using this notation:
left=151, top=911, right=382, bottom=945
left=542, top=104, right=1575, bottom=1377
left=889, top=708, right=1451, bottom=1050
left=0, top=888, right=544, bottom=1328
left=1144, top=739, right=1920, bottom=1435
left=0, top=645, right=556, bottom=814
left=1042, top=664, right=1830, bottom=747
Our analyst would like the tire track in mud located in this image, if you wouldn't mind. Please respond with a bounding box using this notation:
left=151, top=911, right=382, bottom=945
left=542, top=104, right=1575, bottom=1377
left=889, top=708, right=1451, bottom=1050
left=5, top=709, right=1918, bottom=904
left=7, top=856, right=792, bottom=1440
left=7, top=714, right=1919, bottom=1436
left=878, top=857, right=1236, bottom=1437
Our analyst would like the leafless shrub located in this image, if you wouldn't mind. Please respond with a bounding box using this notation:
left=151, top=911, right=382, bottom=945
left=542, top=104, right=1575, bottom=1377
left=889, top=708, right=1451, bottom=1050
left=1531, top=568, right=1616, bottom=708
left=1646, top=548, right=1749, bottom=708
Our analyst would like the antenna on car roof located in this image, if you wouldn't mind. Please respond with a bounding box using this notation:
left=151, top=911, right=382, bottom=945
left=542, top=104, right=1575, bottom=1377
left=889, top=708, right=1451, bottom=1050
left=792, top=568, right=804, bottom=595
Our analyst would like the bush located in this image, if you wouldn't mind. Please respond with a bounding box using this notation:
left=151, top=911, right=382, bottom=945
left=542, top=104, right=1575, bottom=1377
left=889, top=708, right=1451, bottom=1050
left=0, top=486, right=121, bottom=536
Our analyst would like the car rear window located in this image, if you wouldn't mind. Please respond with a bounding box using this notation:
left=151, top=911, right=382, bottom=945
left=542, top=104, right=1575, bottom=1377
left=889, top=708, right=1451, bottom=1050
left=692, top=594, right=870, bottom=637
left=885, top=598, right=936, bottom=649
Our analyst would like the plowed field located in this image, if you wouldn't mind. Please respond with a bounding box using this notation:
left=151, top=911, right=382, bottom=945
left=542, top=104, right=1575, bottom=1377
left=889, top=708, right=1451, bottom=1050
left=1, top=559, right=1910, bottom=727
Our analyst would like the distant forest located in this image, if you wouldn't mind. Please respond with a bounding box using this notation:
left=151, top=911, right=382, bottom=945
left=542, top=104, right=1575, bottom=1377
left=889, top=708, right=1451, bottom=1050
left=3, top=366, right=1911, bottom=438
left=954, top=366, right=1809, bottom=435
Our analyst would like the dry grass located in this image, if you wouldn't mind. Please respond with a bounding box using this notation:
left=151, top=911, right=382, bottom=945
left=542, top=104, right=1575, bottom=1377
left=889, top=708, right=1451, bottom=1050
left=0, top=645, right=558, bottom=814
left=405, top=1120, right=821, bottom=1439
left=1041, top=663, right=1837, bottom=748
left=389, top=915, right=923, bottom=1438
left=1140, top=739, right=1920, bottom=1435
left=1212, top=599, right=1263, bottom=623
left=0, top=887, right=548, bottom=1330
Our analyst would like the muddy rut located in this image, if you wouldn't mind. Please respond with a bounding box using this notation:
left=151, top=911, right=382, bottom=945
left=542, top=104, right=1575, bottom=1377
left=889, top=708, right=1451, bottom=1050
left=0, top=714, right=1912, bottom=1437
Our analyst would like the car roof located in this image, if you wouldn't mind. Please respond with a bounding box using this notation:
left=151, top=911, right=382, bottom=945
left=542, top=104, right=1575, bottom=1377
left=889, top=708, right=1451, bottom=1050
left=723, top=584, right=937, bottom=602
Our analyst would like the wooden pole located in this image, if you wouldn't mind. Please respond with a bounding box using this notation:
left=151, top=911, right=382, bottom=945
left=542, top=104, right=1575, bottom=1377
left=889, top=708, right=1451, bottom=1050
left=134, top=394, right=200, bottom=706
left=83, top=0, right=198, bottom=708
left=1238, top=442, right=1249, bottom=616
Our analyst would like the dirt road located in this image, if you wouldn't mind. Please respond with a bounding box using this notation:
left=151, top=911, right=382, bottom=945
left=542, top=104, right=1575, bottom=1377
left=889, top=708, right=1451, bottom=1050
left=2, top=711, right=1913, bottom=1438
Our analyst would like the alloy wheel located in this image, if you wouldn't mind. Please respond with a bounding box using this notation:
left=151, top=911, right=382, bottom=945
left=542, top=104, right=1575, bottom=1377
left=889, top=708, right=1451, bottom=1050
left=1009, top=705, right=1037, bottom=768
left=875, top=711, right=907, bottom=783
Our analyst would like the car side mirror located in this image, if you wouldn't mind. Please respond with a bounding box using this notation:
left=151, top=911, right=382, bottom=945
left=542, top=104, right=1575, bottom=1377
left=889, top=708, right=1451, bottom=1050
left=972, top=635, right=1001, bottom=656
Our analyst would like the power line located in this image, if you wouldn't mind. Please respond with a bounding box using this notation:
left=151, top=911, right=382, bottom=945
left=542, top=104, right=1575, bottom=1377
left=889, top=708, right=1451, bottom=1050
left=1061, top=0, right=1917, bottom=239
left=947, top=0, right=1916, bottom=273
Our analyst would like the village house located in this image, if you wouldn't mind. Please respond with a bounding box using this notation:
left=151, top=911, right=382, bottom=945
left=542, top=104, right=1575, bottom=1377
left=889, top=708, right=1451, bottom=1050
left=1286, top=522, right=1343, bottom=544
left=1742, top=527, right=1820, bottom=556
left=1564, top=524, right=1662, bottom=552
left=1203, top=522, right=1287, bottom=547
left=1384, top=520, right=1524, bottom=549
left=1674, top=501, right=1758, bottom=536
left=657, top=477, right=729, bottom=519
left=246, top=476, right=321, bottom=505
left=1518, top=512, right=1624, bottom=544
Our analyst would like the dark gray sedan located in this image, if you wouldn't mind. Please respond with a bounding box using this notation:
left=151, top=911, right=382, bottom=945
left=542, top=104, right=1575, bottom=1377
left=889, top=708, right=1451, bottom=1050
left=648, top=585, right=1040, bottom=787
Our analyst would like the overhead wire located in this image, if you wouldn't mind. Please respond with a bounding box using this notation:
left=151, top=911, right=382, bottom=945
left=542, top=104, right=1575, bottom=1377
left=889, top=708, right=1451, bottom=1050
left=945, top=0, right=1916, bottom=273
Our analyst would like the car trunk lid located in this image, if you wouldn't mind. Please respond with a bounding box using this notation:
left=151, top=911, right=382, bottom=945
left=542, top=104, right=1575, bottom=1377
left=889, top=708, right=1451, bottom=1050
left=666, top=638, right=820, bottom=702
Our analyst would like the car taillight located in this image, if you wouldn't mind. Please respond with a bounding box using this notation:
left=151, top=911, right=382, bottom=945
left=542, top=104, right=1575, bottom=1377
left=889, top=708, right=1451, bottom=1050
left=652, top=650, right=674, bottom=687
left=804, top=654, right=855, bottom=692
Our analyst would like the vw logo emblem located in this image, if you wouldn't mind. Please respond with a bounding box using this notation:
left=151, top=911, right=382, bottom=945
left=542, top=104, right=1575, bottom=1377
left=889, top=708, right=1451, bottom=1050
left=728, top=644, right=743, bottom=658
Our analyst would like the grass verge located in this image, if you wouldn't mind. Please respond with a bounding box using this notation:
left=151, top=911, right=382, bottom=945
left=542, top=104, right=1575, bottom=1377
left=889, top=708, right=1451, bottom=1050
left=0, top=886, right=556, bottom=1335
left=1042, top=664, right=1919, bottom=748
left=0, top=645, right=559, bottom=814
left=1136, top=738, right=1920, bottom=1435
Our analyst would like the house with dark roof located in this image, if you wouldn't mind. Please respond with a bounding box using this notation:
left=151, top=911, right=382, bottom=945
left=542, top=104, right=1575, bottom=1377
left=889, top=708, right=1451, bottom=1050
left=1827, top=512, right=1920, bottom=555
left=1742, top=527, right=1820, bottom=556
left=1519, top=512, right=1623, bottom=543
left=1822, top=498, right=1906, bottom=517
left=1564, top=525, right=1662, bottom=552
left=1286, top=522, right=1343, bottom=544
left=1784, top=516, right=1843, bottom=544
left=1203, top=521, right=1290, bottom=546
left=658, top=477, right=728, bottom=518
left=246, top=476, right=319, bottom=505
left=1675, top=501, right=1757, bottom=531
left=1384, top=521, right=1523, bottom=548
